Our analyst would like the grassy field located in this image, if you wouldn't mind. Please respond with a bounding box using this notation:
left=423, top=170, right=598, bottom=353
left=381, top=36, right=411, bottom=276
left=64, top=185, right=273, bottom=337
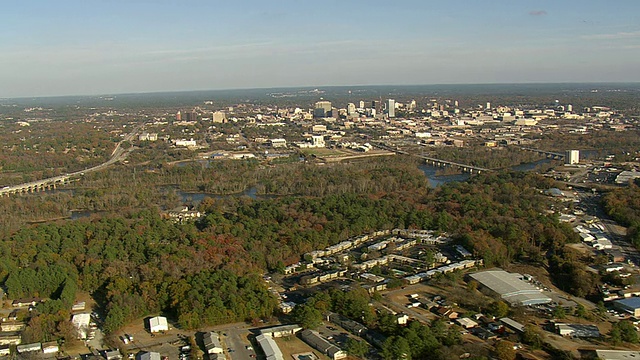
left=275, top=336, right=330, bottom=360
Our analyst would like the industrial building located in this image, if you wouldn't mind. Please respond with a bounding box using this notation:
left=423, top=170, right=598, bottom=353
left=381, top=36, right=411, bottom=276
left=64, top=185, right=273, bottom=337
left=468, top=269, right=552, bottom=306
left=555, top=323, right=600, bottom=338
left=613, top=297, right=640, bottom=317
left=256, top=334, right=284, bottom=360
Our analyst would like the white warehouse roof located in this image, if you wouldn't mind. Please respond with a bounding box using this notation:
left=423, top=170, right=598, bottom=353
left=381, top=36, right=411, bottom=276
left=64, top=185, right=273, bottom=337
left=469, top=269, right=551, bottom=306
left=256, top=334, right=284, bottom=360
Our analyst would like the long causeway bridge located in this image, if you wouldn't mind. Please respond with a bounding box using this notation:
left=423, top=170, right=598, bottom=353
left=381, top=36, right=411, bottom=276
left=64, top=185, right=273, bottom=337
left=373, top=143, right=492, bottom=174
left=0, top=175, right=74, bottom=196
left=0, top=125, right=140, bottom=197
left=519, top=147, right=565, bottom=159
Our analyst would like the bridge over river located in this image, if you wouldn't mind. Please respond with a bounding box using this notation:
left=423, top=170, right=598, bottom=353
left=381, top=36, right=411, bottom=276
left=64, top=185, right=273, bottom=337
left=373, top=143, right=492, bottom=174
left=0, top=125, right=140, bottom=197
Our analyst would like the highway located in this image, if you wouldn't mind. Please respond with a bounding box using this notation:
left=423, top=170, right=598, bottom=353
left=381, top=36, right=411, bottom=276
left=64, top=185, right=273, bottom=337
left=0, top=125, right=141, bottom=196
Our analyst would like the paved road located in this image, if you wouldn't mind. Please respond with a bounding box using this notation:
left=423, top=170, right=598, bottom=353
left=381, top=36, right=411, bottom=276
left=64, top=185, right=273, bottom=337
left=221, top=326, right=255, bottom=360
left=0, top=124, right=141, bottom=195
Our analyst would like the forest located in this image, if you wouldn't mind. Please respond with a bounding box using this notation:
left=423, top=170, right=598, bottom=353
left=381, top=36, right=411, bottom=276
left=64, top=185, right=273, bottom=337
left=0, top=156, right=589, bottom=343
left=603, top=179, right=640, bottom=248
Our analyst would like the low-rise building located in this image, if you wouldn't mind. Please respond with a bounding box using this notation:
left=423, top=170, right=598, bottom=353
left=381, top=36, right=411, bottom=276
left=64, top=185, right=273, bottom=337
left=72, top=313, right=92, bottom=339
left=137, top=351, right=161, bottom=360
left=148, top=316, right=168, bottom=333
left=0, top=345, right=10, bottom=357
left=299, top=330, right=347, bottom=360
left=591, top=349, right=640, bottom=360
left=16, top=342, right=41, bottom=354
left=259, top=324, right=302, bottom=338
left=42, top=341, right=59, bottom=354
left=105, top=349, right=123, bottom=360
left=555, top=323, right=600, bottom=338
left=468, top=269, right=552, bottom=306
left=256, top=334, right=284, bottom=360
left=0, top=332, right=21, bottom=346
left=202, top=332, right=223, bottom=354
left=613, top=297, right=640, bottom=317
left=456, top=318, right=478, bottom=329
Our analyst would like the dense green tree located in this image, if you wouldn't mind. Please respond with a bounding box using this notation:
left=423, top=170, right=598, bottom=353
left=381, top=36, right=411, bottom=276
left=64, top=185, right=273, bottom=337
left=345, top=338, right=369, bottom=358
left=292, top=304, right=322, bottom=330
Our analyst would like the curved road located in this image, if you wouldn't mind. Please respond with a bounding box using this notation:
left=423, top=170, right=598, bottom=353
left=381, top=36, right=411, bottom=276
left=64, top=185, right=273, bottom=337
left=0, top=125, right=141, bottom=196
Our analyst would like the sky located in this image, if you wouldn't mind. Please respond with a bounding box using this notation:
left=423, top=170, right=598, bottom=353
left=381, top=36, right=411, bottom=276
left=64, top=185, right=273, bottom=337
left=1, top=0, right=639, bottom=98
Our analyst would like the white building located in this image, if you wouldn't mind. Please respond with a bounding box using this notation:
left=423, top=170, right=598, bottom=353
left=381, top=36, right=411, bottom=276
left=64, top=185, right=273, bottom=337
left=256, top=334, right=284, bottom=360
left=565, top=150, right=579, bottom=165
left=387, top=99, right=396, bottom=118
left=311, top=135, right=325, bottom=148
left=148, top=316, right=168, bottom=333
left=174, top=139, right=197, bottom=147
left=269, top=138, right=287, bottom=148
left=212, top=111, right=226, bottom=123
left=347, top=103, right=356, bottom=116
left=203, top=332, right=223, bottom=354
left=42, top=341, right=59, bottom=354
left=72, top=313, right=91, bottom=339
left=137, top=352, right=161, bottom=360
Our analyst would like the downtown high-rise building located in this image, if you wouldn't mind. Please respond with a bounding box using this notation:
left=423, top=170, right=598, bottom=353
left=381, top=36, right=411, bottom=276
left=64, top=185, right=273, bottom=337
left=347, top=103, right=356, bottom=116
left=387, top=99, right=396, bottom=118
left=314, top=101, right=332, bottom=118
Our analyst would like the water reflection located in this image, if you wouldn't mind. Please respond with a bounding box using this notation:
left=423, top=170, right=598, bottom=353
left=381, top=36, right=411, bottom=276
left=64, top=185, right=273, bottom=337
left=418, top=164, right=470, bottom=188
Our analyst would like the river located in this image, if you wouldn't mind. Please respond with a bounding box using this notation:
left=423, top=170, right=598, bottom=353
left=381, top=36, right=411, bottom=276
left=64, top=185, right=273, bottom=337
left=53, top=157, right=557, bottom=219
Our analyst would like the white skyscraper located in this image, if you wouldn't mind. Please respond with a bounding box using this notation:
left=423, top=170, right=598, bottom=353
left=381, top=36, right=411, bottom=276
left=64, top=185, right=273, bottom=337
left=347, top=103, right=356, bottom=116
left=387, top=99, right=396, bottom=118
left=567, top=104, right=573, bottom=112
left=565, top=150, right=580, bottom=165
left=486, top=102, right=491, bottom=110
left=359, top=100, right=365, bottom=109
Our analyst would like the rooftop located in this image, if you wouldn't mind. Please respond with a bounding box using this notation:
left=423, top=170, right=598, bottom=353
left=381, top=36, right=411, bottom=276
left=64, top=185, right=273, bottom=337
left=469, top=269, right=551, bottom=306
left=614, top=297, right=640, bottom=309
left=256, top=334, right=284, bottom=360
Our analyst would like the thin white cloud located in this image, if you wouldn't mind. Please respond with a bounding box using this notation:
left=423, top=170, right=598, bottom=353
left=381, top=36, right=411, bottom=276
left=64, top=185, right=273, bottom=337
left=583, top=30, right=640, bottom=40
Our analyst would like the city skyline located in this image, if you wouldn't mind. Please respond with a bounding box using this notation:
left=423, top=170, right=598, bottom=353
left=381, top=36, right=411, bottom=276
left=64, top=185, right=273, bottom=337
left=1, top=0, right=640, bottom=98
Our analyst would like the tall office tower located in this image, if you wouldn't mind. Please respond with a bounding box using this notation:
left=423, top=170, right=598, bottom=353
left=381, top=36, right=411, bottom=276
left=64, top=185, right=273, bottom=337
left=359, top=100, right=365, bottom=109
left=184, top=110, right=198, bottom=121
left=454, top=100, right=459, bottom=107
left=387, top=99, right=396, bottom=118
left=486, top=102, right=491, bottom=110
left=565, top=150, right=580, bottom=165
left=409, top=100, right=417, bottom=111
left=314, top=101, right=332, bottom=118
left=176, top=111, right=182, bottom=121
left=567, top=104, right=573, bottom=112
left=347, top=103, right=356, bottom=116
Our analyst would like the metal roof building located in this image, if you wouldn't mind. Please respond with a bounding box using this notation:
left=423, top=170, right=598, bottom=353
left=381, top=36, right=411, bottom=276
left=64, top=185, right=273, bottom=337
left=148, top=316, right=168, bottom=333
left=614, top=297, right=640, bottom=317
left=469, top=269, right=551, bottom=306
left=593, top=350, right=640, bottom=360
left=299, top=330, right=347, bottom=360
left=256, top=334, right=284, bottom=360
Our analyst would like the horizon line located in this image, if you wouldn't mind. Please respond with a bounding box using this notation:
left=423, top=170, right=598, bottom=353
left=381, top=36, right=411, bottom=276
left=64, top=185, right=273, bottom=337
left=3, top=81, right=640, bottom=101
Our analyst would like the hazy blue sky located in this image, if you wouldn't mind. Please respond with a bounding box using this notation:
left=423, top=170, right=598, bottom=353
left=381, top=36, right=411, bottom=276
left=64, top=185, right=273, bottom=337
left=1, top=0, right=639, bottom=97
